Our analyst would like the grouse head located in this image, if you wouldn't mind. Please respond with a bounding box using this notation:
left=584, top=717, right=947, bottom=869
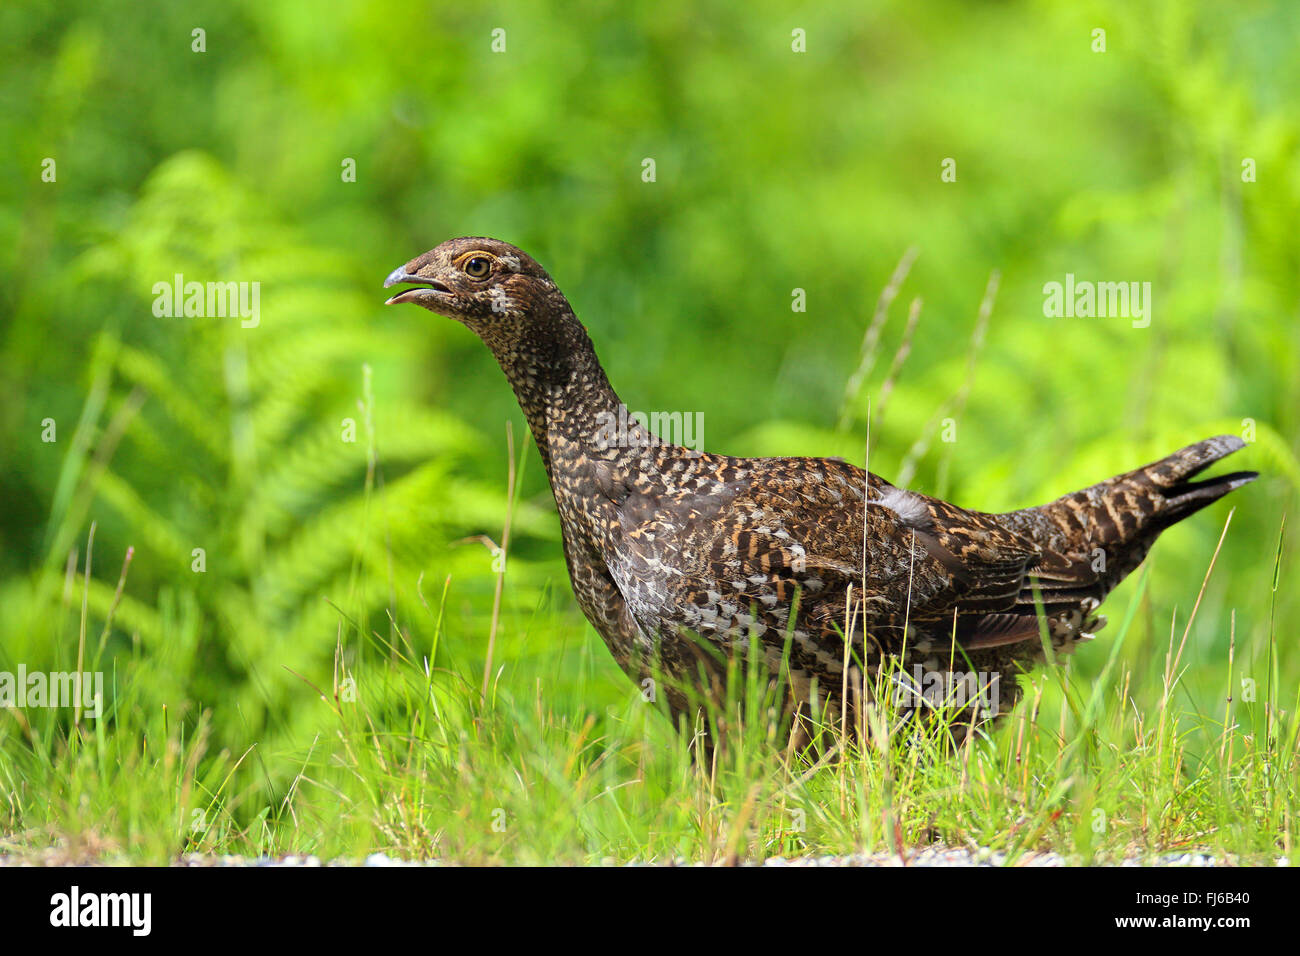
left=383, top=236, right=564, bottom=331
left=383, top=237, right=610, bottom=420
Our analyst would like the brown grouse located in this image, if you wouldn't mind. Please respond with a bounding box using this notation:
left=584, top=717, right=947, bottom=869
left=385, top=237, right=1257, bottom=741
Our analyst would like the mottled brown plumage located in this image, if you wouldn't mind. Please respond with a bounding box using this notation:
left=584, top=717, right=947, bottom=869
left=385, top=237, right=1258, bottom=742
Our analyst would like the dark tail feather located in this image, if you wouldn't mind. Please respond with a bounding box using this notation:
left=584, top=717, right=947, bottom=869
left=1125, top=434, right=1257, bottom=530
left=1156, top=467, right=1259, bottom=529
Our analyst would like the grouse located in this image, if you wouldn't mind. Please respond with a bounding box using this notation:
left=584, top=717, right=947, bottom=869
left=385, top=237, right=1258, bottom=741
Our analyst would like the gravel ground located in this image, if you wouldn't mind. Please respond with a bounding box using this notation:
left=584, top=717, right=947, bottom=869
left=1, top=847, right=1289, bottom=867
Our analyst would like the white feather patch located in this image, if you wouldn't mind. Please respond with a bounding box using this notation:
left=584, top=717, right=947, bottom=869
left=874, top=487, right=930, bottom=526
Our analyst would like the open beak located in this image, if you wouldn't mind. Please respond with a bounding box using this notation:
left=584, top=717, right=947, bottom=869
left=383, top=267, right=452, bottom=305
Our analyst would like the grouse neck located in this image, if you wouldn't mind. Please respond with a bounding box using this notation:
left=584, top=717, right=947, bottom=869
left=485, top=308, right=653, bottom=477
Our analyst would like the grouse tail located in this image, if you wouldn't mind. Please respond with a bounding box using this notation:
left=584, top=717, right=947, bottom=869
left=1009, top=435, right=1257, bottom=602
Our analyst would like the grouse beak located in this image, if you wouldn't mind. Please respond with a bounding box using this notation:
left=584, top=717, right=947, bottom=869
left=383, top=267, right=452, bottom=306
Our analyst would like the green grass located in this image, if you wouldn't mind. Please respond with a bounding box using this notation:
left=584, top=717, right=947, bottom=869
left=1, top=491, right=1294, bottom=866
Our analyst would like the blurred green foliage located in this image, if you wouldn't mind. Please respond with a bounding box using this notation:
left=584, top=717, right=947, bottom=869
left=0, top=0, right=1297, bottom=853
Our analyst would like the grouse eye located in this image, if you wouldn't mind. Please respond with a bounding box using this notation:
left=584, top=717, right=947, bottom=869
left=463, top=256, right=492, bottom=279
